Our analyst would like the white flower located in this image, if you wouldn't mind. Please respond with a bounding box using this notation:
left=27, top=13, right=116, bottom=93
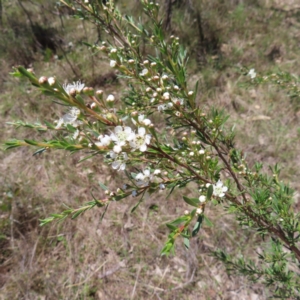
left=110, top=60, right=117, bottom=67
left=137, top=115, right=152, bottom=126
left=55, top=107, right=81, bottom=129
left=110, top=126, right=136, bottom=152
left=199, top=149, right=205, bottom=155
left=96, top=134, right=112, bottom=147
left=48, top=77, right=56, bottom=86
left=63, top=80, right=85, bottom=95
left=153, top=169, right=161, bottom=175
left=130, top=127, right=151, bottom=152
left=199, top=195, right=206, bottom=203
left=248, top=68, right=256, bottom=79
left=196, top=208, right=203, bottom=215
left=159, top=183, right=165, bottom=190
left=135, top=169, right=160, bottom=186
left=110, top=48, right=117, bottom=53
left=157, top=104, right=167, bottom=111
left=106, top=94, right=115, bottom=102
left=162, top=92, right=170, bottom=100
left=140, top=68, right=149, bottom=76
left=212, top=180, right=228, bottom=198
left=110, top=151, right=128, bottom=171
left=73, top=129, right=80, bottom=139
left=172, top=98, right=184, bottom=105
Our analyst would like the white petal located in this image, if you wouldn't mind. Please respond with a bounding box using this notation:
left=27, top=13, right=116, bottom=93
left=124, top=126, right=132, bottom=134
left=119, top=163, right=126, bottom=171
left=216, top=180, right=223, bottom=187
left=140, top=144, right=147, bottom=152
left=113, top=145, right=122, bottom=153
left=114, top=126, right=123, bottom=133
left=138, top=127, right=146, bottom=136
left=112, top=161, right=121, bottom=169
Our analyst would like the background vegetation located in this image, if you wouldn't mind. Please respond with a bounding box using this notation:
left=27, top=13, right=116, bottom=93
left=1, top=0, right=300, bottom=299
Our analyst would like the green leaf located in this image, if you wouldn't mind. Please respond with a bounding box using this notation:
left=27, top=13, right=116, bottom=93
left=98, top=182, right=108, bottom=191
left=207, top=184, right=214, bottom=200
left=166, top=223, right=177, bottom=231
left=24, top=139, right=38, bottom=146
left=33, top=148, right=47, bottom=156
left=183, top=196, right=199, bottom=208
left=169, top=216, right=189, bottom=226
left=203, top=215, right=213, bottom=227
left=192, top=215, right=203, bottom=237
left=184, top=237, right=190, bottom=249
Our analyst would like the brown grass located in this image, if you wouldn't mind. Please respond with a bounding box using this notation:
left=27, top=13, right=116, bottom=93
left=1, top=0, right=300, bottom=299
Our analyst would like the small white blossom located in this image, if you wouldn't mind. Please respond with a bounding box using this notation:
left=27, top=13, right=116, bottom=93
left=153, top=169, right=161, bottom=175
left=199, top=195, right=206, bottom=203
left=135, top=169, right=160, bottom=187
left=130, top=127, right=151, bottom=152
left=110, top=60, right=117, bottom=67
left=137, top=115, right=152, bottom=126
left=55, top=107, right=81, bottom=129
left=188, top=91, right=194, bottom=96
left=106, top=94, right=115, bottom=102
left=172, top=98, right=184, bottom=105
left=140, top=68, right=149, bottom=76
left=162, top=75, right=168, bottom=80
left=63, top=80, right=85, bottom=95
left=248, top=68, right=256, bottom=79
left=110, top=151, right=128, bottom=171
left=110, top=126, right=136, bottom=152
left=96, top=134, right=112, bottom=147
left=48, top=77, right=56, bottom=86
left=110, top=48, right=117, bottom=53
left=162, top=92, right=170, bottom=100
left=73, top=129, right=80, bottom=139
left=196, top=208, right=203, bottom=215
left=159, top=183, right=165, bottom=190
left=212, top=180, right=228, bottom=198
left=199, top=149, right=205, bottom=155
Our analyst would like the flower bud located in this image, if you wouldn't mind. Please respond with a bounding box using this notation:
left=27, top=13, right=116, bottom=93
left=48, top=77, right=56, bottom=86
left=39, top=76, right=48, bottom=85
left=106, top=94, right=115, bottom=102
left=110, top=60, right=117, bottom=68
left=69, top=88, right=77, bottom=97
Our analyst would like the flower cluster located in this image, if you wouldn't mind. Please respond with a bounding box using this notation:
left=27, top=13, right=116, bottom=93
left=55, top=107, right=81, bottom=129
left=63, top=80, right=85, bottom=95
left=95, top=120, right=152, bottom=171
left=157, top=97, right=185, bottom=112
left=135, top=169, right=161, bottom=187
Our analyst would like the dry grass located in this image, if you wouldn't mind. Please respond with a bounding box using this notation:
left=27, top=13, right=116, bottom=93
left=1, top=1, right=300, bottom=299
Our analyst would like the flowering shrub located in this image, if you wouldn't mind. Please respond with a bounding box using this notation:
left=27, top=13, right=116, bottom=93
left=5, top=0, right=300, bottom=297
